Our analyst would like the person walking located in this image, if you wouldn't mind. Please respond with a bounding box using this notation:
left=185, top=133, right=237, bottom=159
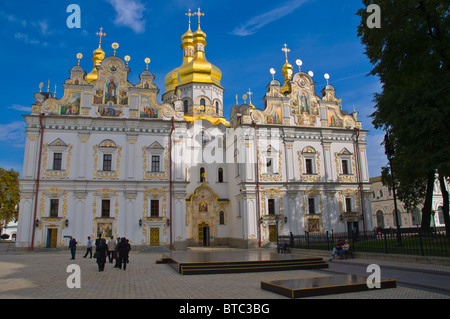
left=117, top=237, right=131, bottom=270
left=95, top=238, right=108, bottom=272
left=83, top=236, right=93, bottom=258
left=68, top=236, right=77, bottom=260
left=107, top=236, right=116, bottom=263
left=114, top=237, right=121, bottom=268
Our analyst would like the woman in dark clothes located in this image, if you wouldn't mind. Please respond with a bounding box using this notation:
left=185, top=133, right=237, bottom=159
left=95, top=238, right=108, bottom=272
left=117, top=237, right=131, bottom=270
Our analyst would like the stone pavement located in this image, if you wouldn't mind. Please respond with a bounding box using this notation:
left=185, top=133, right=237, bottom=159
left=0, top=243, right=449, bottom=300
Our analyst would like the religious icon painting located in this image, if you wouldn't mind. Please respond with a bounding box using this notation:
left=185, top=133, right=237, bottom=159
left=140, top=95, right=159, bottom=118
left=199, top=202, right=208, bottom=212
left=266, top=104, right=282, bottom=124
left=298, top=90, right=310, bottom=113
left=60, top=93, right=81, bottom=115
left=108, top=64, right=118, bottom=73
left=105, top=77, right=118, bottom=104
left=328, top=108, right=343, bottom=127
left=97, top=223, right=112, bottom=238
left=97, top=103, right=123, bottom=117
left=118, top=90, right=129, bottom=105
left=307, top=218, right=320, bottom=233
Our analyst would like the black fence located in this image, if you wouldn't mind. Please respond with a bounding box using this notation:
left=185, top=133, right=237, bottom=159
left=279, top=227, right=449, bottom=257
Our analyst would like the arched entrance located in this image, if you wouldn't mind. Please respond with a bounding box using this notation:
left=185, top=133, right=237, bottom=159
left=186, top=183, right=229, bottom=247
left=198, top=222, right=210, bottom=247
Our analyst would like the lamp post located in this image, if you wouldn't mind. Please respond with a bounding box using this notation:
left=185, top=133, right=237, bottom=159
left=384, top=133, right=402, bottom=246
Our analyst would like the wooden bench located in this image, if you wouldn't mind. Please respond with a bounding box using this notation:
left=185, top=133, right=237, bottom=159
left=279, top=244, right=290, bottom=254
left=341, top=246, right=354, bottom=259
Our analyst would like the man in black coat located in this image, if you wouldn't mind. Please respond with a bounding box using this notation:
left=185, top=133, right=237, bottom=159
left=95, top=238, right=108, bottom=272
left=117, top=237, right=131, bottom=270
left=68, top=236, right=77, bottom=260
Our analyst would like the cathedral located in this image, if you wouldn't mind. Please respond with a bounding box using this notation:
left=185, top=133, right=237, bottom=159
left=16, top=9, right=372, bottom=251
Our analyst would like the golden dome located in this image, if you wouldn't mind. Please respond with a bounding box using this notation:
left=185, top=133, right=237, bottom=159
left=164, top=12, right=222, bottom=94
left=85, top=28, right=107, bottom=83
left=280, top=44, right=293, bottom=94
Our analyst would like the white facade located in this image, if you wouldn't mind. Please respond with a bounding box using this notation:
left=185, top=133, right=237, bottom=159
left=16, top=25, right=372, bottom=251
left=371, top=176, right=449, bottom=229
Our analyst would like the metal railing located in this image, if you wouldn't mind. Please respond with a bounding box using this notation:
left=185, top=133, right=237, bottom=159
left=279, top=227, right=449, bottom=257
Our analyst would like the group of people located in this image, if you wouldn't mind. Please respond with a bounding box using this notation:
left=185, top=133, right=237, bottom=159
left=69, top=235, right=131, bottom=272
left=329, top=240, right=350, bottom=261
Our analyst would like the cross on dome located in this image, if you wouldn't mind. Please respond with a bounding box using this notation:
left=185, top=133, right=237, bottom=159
left=282, top=44, right=290, bottom=62
left=194, top=8, right=205, bottom=27
left=185, top=8, right=193, bottom=26
left=96, top=27, right=106, bottom=45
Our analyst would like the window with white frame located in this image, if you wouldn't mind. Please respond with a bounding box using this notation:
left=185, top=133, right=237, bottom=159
left=99, top=140, right=117, bottom=172
left=48, top=138, right=69, bottom=171
left=337, top=148, right=353, bottom=175
left=302, top=146, right=317, bottom=175
left=263, top=145, right=278, bottom=175
left=145, top=142, right=165, bottom=174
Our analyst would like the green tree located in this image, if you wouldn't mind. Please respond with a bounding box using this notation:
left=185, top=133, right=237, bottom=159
left=357, top=0, right=450, bottom=232
left=0, top=168, right=20, bottom=229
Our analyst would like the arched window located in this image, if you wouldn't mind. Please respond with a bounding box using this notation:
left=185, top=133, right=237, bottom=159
left=215, top=101, right=219, bottom=114
left=200, top=98, right=206, bottom=111
left=219, top=211, right=225, bottom=225
left=200, top=167, right=205, bottom=183
left=412, top=207, right=421, bottom=226
left=438, top=206, right=444, bottom=225
left=218, top=168, right=223, bottom=183
left=376, top=210, right=385, bottom=228
left=183, top=100, right=189, bottom=113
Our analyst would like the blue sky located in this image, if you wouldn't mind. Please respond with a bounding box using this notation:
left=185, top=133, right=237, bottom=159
left=0, top=0, right=386, bottom=177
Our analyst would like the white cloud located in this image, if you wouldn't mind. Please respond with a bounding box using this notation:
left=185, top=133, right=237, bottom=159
left=231, top=0, right=310, bottom=36
left=8, top=104, right=32, bottom=113
left=106, top=0, right=147, bottom=34
left=0, top=121, right=27, bottom=143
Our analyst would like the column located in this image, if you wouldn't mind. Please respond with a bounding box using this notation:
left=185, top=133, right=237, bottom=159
left=126, top=133, right=138, bottom=180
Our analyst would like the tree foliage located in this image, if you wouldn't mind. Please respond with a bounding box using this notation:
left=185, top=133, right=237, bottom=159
left=357, top=0, right=450, bottom=231
left=0, top=168, right=20, bottom=228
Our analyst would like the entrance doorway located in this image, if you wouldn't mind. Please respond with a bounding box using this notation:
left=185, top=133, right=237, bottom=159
left=269, top=225, right=277, bottom=242
left=347, top=221, right=359, bottom=241
left=198, top=223, right=210, bottom=247
left=150, top=228, right=160, bottom=246
left=46, top=229, right=57, bottom=248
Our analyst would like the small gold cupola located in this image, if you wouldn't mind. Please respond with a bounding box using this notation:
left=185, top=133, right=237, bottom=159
left=280, top=43, right=293, bottom=94
left=85, top=27, right=106, bottom=83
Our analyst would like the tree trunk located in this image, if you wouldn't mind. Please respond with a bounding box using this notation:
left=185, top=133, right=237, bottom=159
left=421, top=170, right=435, bottom=233
left=438, top=173, right=450, bottom=237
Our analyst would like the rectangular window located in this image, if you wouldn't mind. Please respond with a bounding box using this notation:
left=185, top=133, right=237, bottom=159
left=53, top=153, right=62, bottom=170
left=345, top=198, right=352, bottom=212
left=103, top=154, right=112, bottom=171
left=49, top=199, right=59, bottom=217
left=218, top=168, right=223, bottom=183
left=150, top=200, right=159, bottom=217
left=266, top=158, right=273, bottom=174
left=151, top=156, right=160, bottom=172
left=305, top=158, right=313, bottom=174
left=268, top=199, right=275, bottom=215
left=342, top=159, right=349, bottom=175
left=101, top=199, right=110, bottom=217
left=308, top=198, right=315, bottom=215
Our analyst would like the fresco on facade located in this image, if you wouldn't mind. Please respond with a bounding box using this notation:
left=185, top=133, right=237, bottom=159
left=328, top=108, right=344, bottom=127
left=60, top=92, right=81, bottom=115
left=98, top=103, right=123, bottom=117
left=266, top=104, right=282, bottom=124
left=140, top=95, right=159, bottom=118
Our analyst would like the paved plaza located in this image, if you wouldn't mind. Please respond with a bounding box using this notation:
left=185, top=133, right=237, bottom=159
left=0, top=243, right=449, bottom=300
